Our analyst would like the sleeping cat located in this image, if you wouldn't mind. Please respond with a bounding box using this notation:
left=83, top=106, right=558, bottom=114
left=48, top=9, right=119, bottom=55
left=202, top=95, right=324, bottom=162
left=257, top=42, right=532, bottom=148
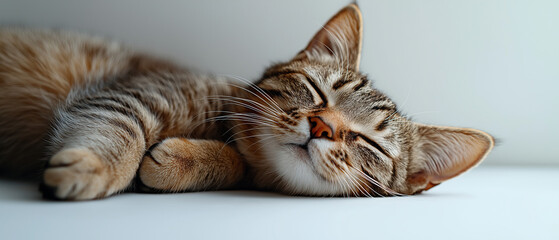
left=0, top=4, right=493, bottom=200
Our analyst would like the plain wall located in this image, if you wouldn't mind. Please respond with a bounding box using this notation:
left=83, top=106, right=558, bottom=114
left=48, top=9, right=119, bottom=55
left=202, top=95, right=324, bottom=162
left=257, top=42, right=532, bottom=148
left=1, top=0, right=557, bottom=165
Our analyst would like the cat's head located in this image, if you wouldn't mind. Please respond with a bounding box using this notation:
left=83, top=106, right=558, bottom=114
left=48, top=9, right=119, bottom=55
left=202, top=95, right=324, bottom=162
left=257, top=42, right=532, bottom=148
left=232, top=4, right=494, bottom=196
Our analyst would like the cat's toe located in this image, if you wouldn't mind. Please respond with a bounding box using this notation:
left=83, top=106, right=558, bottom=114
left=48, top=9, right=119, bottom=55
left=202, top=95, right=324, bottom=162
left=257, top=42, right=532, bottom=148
left=144, top=141, right=169, bottom=165
left=138, top=138, right=190, bottom=191
left=41, top=148, right=110, bottom=200
left=137, top=152, right=167, bottom=190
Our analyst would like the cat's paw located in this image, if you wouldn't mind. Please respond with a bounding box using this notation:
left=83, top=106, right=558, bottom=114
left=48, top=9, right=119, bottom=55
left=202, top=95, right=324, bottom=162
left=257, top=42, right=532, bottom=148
left=137, top=138, right=195, bottom=192
left=40, top=148, right=110, bottom=200
left=137, top=138, right=244, bottom=193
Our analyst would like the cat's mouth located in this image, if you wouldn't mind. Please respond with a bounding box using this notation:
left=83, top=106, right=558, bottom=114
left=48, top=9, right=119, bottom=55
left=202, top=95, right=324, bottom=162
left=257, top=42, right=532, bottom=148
left=295, top=143, right=308, bottom=151
left=286, top=139, right=312, bottom=163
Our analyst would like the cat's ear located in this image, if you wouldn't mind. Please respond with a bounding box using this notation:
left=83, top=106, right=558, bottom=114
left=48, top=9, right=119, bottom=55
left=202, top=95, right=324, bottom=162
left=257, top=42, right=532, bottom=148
left=294, top=4, right=363, bottom=71
left=406, top=124, right=494, bottom=193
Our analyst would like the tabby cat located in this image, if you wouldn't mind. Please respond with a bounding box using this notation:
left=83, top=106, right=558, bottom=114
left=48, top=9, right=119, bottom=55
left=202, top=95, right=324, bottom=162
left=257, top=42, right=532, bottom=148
left=0, top=4, right=493, bottom=200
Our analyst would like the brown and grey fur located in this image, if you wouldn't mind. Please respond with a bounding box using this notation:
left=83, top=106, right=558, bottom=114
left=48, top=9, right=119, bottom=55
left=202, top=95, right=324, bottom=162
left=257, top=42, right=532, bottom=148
left=0, top=4, right=493, bottom=200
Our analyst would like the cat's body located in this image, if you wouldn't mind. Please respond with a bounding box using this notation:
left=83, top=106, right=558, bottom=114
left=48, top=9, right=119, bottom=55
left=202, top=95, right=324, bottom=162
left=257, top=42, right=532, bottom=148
left=0, top=29, right=245, bottom=196
left=0, top=4, right=494, bottom=200
left=0, top=29, right=226, bottom=170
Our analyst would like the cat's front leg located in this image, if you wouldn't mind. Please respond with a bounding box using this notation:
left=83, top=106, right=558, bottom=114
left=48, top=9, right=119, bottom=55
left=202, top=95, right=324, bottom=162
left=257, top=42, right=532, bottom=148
left=40, top=95, right=156, bottom=200
left=137, top=138, right=245, bottom=192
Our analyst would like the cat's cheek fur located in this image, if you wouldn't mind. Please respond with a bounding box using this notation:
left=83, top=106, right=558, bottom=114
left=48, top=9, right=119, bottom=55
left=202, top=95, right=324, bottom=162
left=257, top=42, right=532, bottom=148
left=271, top=116, right=311, bottom=145
left=308, top=140, right=338, bottom=180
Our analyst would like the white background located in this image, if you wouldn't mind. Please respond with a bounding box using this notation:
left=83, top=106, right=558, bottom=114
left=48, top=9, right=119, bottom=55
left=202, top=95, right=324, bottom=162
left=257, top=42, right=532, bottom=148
left=1, top=0, right=558, bottom=165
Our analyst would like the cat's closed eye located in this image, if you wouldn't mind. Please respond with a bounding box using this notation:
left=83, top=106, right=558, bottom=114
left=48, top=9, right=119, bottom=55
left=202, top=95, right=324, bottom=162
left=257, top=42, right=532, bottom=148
left=356, top=133, right=390, bottom=158
left=301, top=74, right=328, bottom=108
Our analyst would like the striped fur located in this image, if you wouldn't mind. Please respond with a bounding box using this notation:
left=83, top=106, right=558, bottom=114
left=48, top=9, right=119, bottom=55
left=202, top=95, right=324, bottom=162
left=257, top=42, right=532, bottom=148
left=0, top=4, right=494, bottom=200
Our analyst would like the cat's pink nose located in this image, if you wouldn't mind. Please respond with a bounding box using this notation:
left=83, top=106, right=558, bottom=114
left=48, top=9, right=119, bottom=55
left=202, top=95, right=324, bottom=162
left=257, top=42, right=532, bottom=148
left=309, top=116, right=333, bottom=139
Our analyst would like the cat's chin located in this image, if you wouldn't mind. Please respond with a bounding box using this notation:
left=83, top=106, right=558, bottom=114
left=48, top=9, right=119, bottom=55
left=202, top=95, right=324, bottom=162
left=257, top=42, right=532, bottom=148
left=267, top=140, right=347, bottom=196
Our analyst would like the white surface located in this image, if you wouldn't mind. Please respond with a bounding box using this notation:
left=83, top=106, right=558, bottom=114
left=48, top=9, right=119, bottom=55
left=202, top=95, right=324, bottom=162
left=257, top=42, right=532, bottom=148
left=1, top=166, right=558, bottom=240
left=1, top=0, right=558, bottom=165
